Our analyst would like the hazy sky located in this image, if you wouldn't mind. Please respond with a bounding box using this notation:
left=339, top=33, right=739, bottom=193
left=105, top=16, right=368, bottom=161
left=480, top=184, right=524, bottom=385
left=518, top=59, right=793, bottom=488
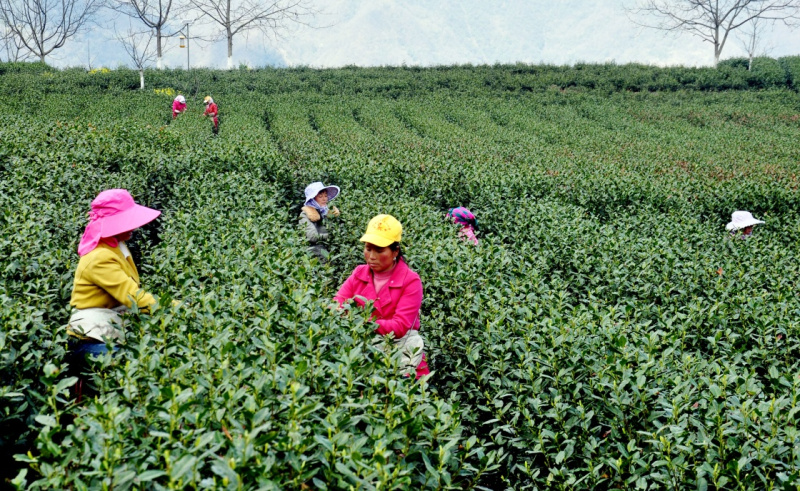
left=34, top=0, right=800, bottom=69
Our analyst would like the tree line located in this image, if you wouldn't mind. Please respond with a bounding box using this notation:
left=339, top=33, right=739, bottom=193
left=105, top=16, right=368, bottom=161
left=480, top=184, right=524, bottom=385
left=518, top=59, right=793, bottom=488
left=0, top=0, right=316, bottom=70
left=0, top=1, right=798, bottom=72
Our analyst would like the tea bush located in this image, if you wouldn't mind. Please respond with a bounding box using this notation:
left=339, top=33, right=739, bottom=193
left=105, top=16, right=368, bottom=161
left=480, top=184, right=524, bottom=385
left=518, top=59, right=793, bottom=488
left=749, top=57, right=789, bottom=88
left=2, top=63, right=800, bottom=489
left=780, top=56, right=800, bottom=88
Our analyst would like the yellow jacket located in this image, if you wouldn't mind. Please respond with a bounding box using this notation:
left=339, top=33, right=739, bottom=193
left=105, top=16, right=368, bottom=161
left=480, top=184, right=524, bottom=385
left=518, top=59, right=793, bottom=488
left=70, top=243, right=156, bottom=310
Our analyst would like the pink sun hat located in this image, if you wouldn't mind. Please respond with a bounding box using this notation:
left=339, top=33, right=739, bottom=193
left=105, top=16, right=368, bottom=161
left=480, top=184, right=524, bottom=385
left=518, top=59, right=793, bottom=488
left=77, top=189, right=161, bottom=256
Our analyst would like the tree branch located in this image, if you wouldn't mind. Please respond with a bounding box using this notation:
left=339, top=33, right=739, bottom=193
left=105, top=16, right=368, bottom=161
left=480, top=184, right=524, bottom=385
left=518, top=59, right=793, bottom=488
left=628, top=0, right=800, bottom=64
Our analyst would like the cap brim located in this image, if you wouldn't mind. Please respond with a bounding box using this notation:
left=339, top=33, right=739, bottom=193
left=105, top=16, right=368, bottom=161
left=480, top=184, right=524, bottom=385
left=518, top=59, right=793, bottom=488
left=326, top=186, right=340, bottom=201
left=359, top=233, right=394, bottom=247
left=100, top=205, right=161, bottom=237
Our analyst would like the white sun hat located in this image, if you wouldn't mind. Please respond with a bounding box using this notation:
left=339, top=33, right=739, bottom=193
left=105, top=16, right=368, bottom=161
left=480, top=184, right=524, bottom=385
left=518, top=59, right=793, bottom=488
left=175, top=95, right=185, bottom=103
left=304, top=182, right=340, bottom=203
left=726, top=210, right=765, bottom=231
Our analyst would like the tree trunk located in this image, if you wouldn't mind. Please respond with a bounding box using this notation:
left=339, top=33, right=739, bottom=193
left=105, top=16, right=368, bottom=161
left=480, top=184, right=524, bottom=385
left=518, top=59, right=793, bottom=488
left=139, top=69, right=145, bottom=89
left=156, top=26, right=163, bottom=69
left=227, top=31, right=233, bottom=69
left=40, top=53, right=45, bottom=63
left=226, top=0, right=232, bottom=69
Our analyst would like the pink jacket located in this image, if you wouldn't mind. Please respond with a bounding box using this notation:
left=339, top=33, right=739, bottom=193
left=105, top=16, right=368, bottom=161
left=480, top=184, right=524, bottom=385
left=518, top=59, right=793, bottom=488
left=172, top=100, right=186, bottom=118
left=334, top=259, right=429, bottom=377
left=459, top=224, right=479, bottom=245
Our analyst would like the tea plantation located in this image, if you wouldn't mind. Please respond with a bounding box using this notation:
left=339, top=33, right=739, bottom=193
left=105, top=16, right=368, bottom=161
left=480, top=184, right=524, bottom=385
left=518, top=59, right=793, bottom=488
left=2, top=60, right=800, bottom=489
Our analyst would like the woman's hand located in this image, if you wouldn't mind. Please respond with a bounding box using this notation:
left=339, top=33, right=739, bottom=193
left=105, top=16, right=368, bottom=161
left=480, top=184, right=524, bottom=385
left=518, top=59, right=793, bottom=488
left=330, top=206, right=340, bottom=217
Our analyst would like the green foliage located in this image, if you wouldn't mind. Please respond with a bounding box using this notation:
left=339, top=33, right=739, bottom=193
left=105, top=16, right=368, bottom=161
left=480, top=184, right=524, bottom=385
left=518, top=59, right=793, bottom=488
left=0, top=61, right=53, bottom=76
left=2, top=57, right=799, bottom=99
left=718, top=57, right=751, bottom=71
left=779, top=56, right=800, bottom=89
left=718, top=56, right=795, bottom=90
left=749, top=57, right=789, bottom=88
left=2, top=63, right=800, bottom=489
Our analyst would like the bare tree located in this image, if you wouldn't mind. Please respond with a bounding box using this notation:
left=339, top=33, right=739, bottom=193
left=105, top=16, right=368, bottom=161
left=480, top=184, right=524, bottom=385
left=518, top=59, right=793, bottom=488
left=0, top=0, right=101, bottom=63
left=116, top=23, right=156, bottom=88
left=629, top=0, right=800, bottom=66
left=107, top=0, right=173, bottom=69
left=738, top=16, right=773, bottom=69
left=183, top=0, right=315, bottom=69
left=1, top=19, right=30, bottom=61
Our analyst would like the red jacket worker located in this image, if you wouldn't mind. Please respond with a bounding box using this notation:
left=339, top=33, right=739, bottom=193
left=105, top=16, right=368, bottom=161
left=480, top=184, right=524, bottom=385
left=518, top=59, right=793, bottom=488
left=203, top=96, right=219, bottom=134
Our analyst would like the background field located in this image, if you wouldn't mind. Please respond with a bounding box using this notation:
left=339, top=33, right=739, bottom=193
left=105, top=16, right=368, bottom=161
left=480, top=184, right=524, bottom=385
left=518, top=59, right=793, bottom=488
left=2, top=60, right=800, bottom=489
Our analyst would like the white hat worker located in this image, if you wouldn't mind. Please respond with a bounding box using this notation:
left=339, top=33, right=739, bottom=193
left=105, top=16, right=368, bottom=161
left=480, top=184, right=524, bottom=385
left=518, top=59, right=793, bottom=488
left=304, top=182, right=340, bottom=204
left=726, top=210, right=764, bottom=231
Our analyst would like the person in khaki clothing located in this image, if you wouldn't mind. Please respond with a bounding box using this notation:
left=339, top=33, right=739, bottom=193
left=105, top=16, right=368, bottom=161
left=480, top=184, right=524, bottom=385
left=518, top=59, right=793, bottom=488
left=299, top=181, right=340, bottom=259
left=68, top=189, right=161, bottom=361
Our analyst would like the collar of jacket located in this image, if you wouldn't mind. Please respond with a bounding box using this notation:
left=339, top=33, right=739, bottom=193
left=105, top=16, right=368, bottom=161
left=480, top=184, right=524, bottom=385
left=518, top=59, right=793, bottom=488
left=354, top=258, right=411, bottom=288
left=97, top=242, right=140, bottom=281
left=354, top=259, right=411, bottom=313
left=301, top=205, right=321, bottom=222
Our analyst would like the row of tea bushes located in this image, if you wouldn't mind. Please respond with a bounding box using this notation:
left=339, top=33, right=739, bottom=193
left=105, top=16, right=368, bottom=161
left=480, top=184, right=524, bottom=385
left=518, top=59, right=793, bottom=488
left=2, top=68, right=800, bottom=488
left=5, top=58, right=800, bottom=96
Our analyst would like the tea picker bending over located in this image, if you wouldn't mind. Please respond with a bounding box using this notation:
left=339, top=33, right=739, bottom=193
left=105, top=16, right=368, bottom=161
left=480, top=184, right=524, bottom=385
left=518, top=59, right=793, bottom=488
left=299, top=181, right=340, bottom=260
left=726, top=210, right=764, bottom=239
left=447, top=206, right=478, bottom=245
left=203, top=96, right=219, bottom=135
left=67, top=189, right=162, bottom=362
left=172, top=95, right=186, bottom=119
left=334, top=215, right=430, bottom=379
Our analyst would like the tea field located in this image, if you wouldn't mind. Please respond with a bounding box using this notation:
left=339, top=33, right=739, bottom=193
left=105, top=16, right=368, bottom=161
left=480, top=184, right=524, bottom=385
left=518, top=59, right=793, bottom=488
left=2, top=61, right=800, bottom=489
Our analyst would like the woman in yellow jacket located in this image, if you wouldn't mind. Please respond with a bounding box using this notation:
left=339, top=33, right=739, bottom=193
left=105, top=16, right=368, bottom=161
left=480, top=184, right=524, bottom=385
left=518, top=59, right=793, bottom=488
left=67, top=189, right=161, bottom=358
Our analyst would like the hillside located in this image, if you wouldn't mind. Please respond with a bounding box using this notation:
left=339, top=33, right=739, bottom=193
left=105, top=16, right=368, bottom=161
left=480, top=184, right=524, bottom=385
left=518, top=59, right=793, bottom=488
left=2, top=62, right=800, bottom=489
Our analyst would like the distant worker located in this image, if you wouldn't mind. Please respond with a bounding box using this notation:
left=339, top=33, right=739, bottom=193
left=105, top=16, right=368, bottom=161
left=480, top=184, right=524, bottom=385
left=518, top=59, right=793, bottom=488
left=299, top=181, right=340, bottom=260
left=726, top=210, right=764, bottom=239
left=447, top=207, right=479, bottom=245
left=203, top=96, right=219, bottom=135
left=334, top=215, right=430, bottom=379
left=172, top=95, right=186, bottom=119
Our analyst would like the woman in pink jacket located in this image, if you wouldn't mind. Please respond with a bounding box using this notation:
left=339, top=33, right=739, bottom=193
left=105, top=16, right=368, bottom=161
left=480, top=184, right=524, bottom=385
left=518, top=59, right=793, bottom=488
left=172, top=95, right=186, bottom=119
left=334, top=214, right=430, bottom=379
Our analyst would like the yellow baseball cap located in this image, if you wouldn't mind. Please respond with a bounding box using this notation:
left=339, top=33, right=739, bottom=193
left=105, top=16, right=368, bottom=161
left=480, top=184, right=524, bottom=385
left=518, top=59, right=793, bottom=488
left=360, top=214, right=402, bottom=247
